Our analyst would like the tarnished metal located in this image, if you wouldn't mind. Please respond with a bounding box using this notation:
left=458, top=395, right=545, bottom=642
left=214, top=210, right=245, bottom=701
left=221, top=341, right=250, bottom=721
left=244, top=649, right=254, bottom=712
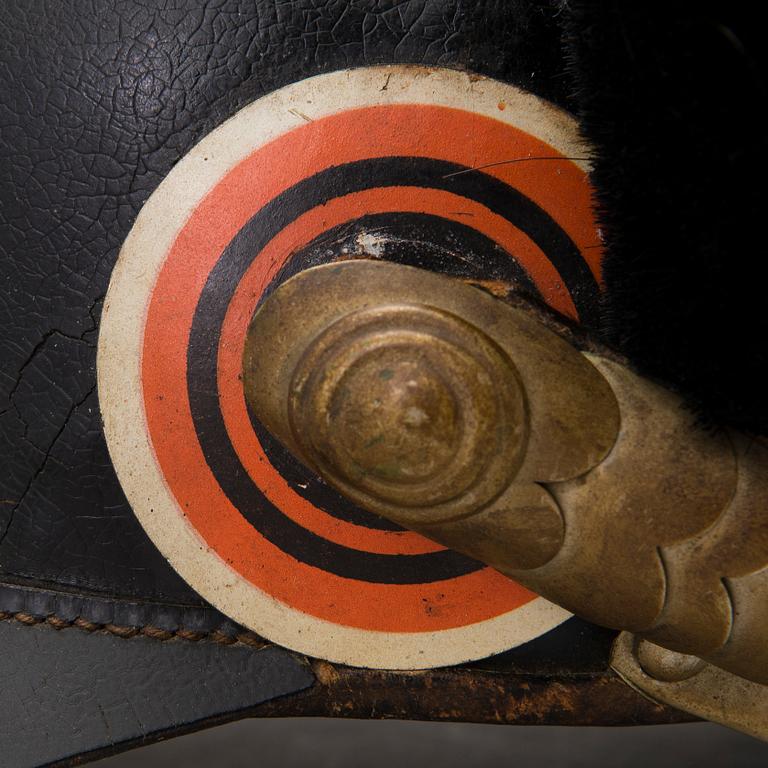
left=612, top=633, right=768, bottom=741
left=244, top=260, right=619, bottom=570
left=243, top=260, right=768, bottom=707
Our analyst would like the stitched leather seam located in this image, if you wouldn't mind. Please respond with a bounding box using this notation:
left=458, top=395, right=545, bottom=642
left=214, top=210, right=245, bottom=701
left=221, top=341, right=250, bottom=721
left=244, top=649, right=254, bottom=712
left=0, top=610, right=268, bottom=647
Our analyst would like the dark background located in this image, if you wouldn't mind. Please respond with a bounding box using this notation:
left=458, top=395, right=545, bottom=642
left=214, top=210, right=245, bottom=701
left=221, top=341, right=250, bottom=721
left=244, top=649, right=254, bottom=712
left=98, top=720, right=767, bottom=767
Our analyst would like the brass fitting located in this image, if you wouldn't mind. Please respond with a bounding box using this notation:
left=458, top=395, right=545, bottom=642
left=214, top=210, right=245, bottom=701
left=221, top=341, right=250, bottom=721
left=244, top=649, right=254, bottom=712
left=243, top=260, right=768, bottom=695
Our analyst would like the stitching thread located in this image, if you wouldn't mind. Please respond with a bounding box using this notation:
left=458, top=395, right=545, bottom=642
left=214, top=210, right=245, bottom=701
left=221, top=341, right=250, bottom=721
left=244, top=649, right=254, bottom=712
left=0, top=610, right=268, bottom=648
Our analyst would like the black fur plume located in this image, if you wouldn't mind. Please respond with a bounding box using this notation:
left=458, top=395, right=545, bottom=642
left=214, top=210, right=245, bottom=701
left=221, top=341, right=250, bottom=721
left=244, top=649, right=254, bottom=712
left=560, top=3, right=768, bottom=435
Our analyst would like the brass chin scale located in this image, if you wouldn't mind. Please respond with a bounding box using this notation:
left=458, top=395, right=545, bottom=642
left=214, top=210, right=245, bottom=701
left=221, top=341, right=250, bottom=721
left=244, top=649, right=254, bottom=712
left=244, top=260, right=768, bottom=739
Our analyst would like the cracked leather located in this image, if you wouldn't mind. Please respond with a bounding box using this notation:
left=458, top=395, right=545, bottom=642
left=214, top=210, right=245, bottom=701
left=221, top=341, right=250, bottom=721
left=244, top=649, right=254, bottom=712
left=0, top=6, right=701, bottom=755
left=0, top=0, right=569, bottom=608
left=0, top=619, right=314, bottom=767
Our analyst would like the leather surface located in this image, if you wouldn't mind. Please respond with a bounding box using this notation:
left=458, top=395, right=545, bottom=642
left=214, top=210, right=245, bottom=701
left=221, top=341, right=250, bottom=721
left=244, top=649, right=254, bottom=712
left=0, top=7, right=701, bottom=758
left=0, top=619, right=314, bottom=767
left=0, top=578, right=617, bottom=675
left=0, top=581, right=245, bottom=637
left=0, top=0, right=569, bottom=606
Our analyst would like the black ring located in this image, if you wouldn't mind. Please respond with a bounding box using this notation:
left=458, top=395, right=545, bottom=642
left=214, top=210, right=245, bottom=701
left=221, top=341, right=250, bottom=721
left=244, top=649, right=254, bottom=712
left=187, top=156, right=598, bottom=584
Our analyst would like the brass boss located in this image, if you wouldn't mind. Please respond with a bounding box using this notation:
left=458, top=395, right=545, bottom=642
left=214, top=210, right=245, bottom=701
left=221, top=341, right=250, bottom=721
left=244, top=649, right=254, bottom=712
left=286, top=304, right=528, bottom=522
left=243, top=260, right=768, bottom=713
left=242, top=260, right=619, bottom=568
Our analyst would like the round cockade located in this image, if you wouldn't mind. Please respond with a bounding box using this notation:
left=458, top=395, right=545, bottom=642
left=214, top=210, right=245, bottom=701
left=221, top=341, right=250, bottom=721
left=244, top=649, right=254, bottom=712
left=98, top=65, right=603, bottom=668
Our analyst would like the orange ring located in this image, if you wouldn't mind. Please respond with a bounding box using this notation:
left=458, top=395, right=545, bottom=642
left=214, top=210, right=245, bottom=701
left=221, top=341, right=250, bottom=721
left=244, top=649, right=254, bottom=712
left=142, top=104, right=600, bottom=632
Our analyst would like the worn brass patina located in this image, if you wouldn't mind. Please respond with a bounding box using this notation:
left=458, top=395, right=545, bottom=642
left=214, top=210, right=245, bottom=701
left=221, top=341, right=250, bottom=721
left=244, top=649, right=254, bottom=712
left=612, top=633, right=768, bottom=739
left=244, top=260, right=619, bottom=571
left=243, top=260, right=768, bottom=735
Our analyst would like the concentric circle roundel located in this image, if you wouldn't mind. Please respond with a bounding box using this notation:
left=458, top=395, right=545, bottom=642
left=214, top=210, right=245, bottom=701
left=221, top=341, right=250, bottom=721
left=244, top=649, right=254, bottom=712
left=98, top=66, right=603, bottom=668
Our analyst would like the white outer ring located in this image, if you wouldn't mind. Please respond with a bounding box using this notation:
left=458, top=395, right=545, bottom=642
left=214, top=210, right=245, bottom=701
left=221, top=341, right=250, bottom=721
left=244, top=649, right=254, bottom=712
left=98, top=65, right=576, bottom=669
